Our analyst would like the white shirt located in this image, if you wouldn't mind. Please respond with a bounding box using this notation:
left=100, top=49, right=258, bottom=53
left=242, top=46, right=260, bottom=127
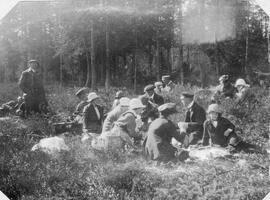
left=93, top=104, right=101, bottom=120
left=187, top=101, right=195, bottom=109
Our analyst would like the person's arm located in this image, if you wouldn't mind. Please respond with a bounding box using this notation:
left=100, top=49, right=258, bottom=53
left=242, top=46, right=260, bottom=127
left=18, top=72, right=31, bottom=94
left=202, top=121, right=210, bottom=146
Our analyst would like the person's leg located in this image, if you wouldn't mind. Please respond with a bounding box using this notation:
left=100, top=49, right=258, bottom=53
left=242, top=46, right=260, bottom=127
left=189, top=131, right=202, bottom=145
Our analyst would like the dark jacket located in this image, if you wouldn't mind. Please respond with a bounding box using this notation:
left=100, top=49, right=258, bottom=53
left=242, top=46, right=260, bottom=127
left=18, top=69, right=46, bottom=100
left=145, top=116, right=184, bottom=162
left=145, top=93, right=164, bottom=106
left=82, top=103, right=104, bottom=133
left=202, top=117, right=239, bottom=147
left=185, top=102, right=206, bottom=130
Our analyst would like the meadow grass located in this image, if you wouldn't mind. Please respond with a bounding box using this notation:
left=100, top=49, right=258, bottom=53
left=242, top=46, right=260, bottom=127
left=0, top=83, right=269, bottom=200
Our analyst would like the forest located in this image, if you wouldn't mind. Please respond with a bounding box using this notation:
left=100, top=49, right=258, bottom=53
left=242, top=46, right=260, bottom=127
left=0, top=0, right=269, bottom=90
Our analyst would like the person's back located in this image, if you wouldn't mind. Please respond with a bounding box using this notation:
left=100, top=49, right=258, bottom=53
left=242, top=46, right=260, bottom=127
left=102, top=105, right=128, bottom=133
left=145, top=104, right=185, bottom=162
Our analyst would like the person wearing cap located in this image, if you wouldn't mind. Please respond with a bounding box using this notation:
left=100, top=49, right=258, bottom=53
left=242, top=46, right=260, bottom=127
left=180, top=92, right=206, bottom=146
left=111, top=90, right=125, bottom=110
left=145, top=103, right=186, bottom=163
left=93, top=98, right=145, bottom=151
left=212, top=75, right=236, bottom=102
left=82, top=92, right=104, bottom=134
left=202, top=104, right=240, bottom=150
left=162, top=75, right=175, bottom=92
left=154, top=82, right=163, bottom=95
left=143, top=84, right=164, bottom=106
left=102, top=97, right=130, bottom=133
left=18, top=60, right=48, bottom=115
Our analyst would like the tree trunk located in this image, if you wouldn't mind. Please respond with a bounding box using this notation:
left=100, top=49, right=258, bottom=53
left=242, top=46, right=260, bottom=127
left=90, top=20, right=96, bottom=90
left=268, top=18, right=270, bottom=70
left=214, top=0, right=221, bottom=77
left=85, top=51, right=91, bottom=87
left=133, top=30, right=138, bottom=92
left=178, top=0, right=184, bottom=84
left=156, top=37, right=160, bottom=81
left=199, top=0, right=206, bottom=87
left=60, top=54, right=64, bottom=87
left=105, top=17, right=110, bottom=90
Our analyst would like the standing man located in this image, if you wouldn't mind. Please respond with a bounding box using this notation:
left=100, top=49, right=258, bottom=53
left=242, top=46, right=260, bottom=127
left=18, top=60, right=48, bottom=115
left=143, top=84, right=164, bottom=106
left=180, top=92, right=206, bottom=146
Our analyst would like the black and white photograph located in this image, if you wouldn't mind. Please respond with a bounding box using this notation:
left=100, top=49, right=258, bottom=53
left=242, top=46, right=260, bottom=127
left=0, top=0, right=269, bottom=199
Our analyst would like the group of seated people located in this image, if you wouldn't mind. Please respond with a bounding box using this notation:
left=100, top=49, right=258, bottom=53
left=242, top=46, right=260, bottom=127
left=71, top=75, right=257, bottom=163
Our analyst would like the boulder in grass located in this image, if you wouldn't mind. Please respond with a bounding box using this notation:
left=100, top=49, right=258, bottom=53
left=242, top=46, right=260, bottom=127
left=31, top=136, right=69, bottom=158
left=189, top=146, right=230, bottom=161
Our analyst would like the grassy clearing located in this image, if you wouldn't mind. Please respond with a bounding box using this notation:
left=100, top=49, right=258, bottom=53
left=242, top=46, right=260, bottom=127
left=0, top=83, right=269, bottom=200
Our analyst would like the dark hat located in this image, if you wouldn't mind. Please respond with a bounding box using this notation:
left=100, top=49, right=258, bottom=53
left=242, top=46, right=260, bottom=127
left=144, top=84, right=155, bottom=92
left=158, top=103, right=178, bottom=115
left=75, top=87, right=89, bottom=96
left=115, top=90, right=124, bottom=99
left=180, top=92, right=194, bottom=99
left=162, top=75, right=170, bottom=80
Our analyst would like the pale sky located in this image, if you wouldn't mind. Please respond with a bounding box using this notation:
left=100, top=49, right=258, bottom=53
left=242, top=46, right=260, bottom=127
left=0, top=0, right=270, bottom=20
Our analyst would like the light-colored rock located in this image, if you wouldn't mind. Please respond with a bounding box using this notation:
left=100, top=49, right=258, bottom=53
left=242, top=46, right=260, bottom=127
left=31, top=136, right=69, bottom=157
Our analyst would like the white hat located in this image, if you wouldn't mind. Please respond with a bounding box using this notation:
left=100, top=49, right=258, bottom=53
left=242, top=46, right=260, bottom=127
left=207, top=104, right=223, bottom=114
left=87, top=92, right=99, bottom=102
left=235, top=79, right=250, bottom=87
left=129, top=98, right=145, bottom=110
left=119, top=97, right=130, bottom=107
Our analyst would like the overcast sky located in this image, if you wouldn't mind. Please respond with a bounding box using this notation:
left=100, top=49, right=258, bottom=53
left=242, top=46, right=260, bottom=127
left=0, top=0, right=270, bottom=20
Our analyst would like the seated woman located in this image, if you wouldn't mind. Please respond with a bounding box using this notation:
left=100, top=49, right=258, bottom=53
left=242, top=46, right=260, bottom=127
left=82, top=92, right=104, bottom=135
left=92, top=98, right=145, bottom=151
left=201, top=104, right=261, bottom=153
left=102, top=97, right=130, bottom=133
left=145, top=103, right=186, bottom=163
left=202, top=104, right=240, bottom=148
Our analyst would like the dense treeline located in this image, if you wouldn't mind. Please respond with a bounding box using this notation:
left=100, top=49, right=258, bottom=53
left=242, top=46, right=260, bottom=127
left=0, top=0, right=269, bottom=90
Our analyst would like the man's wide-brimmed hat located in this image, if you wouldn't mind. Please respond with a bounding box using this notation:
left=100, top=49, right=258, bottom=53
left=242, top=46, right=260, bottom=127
left=87, top=92, right=99, bottom=102
left=129, top=98, right=145, bottom=110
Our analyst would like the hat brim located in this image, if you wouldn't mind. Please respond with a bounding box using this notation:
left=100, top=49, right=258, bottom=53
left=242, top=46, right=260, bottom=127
left=87, top=96, right=99, bottom=102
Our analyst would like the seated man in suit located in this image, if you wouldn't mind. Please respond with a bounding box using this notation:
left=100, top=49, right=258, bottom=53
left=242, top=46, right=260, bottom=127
left=143, top=84, right=164, bottom=106
left=180, top=92, right=206, bottom=146
left=82, top=92, right=104, bottom=135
